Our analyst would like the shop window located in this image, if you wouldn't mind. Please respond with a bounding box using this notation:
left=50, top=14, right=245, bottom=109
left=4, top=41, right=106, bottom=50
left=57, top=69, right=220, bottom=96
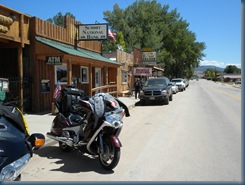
left=80, top=66, right=89, bottom=84
left=121, top=70, right=127, bottom=84
left=55, top=64, right=67, bottom=84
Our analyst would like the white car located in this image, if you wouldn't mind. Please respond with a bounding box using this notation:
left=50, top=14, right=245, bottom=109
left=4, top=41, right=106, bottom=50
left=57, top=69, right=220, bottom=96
left=171, top=82, right=179, bottom=94
left=171, top=78, right=186, bottom=91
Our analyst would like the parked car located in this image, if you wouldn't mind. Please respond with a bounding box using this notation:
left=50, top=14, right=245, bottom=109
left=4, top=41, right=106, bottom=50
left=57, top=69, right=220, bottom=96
left=184, top=78, right=189, bottom=87
left=139, top=77, right=173, bottom=105
left=171, top=82, right=179, bottom=94
left=171, top=78, right=186, bottom=91
left=234, top=79, right=241, bottom=84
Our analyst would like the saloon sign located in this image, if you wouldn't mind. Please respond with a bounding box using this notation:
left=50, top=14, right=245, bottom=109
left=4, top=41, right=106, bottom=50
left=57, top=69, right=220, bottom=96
left=133, top=67, right=152, bottom=76
left=78, top=24, right=108, bottom=40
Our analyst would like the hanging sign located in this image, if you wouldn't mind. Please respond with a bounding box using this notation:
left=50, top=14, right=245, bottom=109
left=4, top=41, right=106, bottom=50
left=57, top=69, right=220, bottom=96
left=78, top=24, right=108, bottom=41
left=133, top=67, right=152, bottom=76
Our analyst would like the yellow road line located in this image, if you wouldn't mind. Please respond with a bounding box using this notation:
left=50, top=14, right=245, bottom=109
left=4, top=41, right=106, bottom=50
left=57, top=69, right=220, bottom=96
left=213, top=87, right=241, bottom=101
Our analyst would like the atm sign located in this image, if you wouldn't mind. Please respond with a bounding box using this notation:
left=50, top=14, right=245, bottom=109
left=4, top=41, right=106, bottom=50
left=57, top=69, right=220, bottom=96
left=46, top=56, right=62, bottom=65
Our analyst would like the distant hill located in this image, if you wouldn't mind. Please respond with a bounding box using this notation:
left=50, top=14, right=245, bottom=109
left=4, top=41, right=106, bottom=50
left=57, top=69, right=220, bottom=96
left=195, top=65, right=224, bottom=72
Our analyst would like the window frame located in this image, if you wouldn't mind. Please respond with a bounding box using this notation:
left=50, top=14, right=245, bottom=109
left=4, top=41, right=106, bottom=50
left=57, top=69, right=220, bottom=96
left=54, top=64, right=67, bottom=85
left=121, top=70, right=128, bottom=84
left=80, top=66, right=89, bottom=84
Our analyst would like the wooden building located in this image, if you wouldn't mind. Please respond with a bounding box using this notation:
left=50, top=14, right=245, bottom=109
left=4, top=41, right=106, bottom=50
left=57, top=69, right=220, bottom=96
left=0, top=5, right=31, bottom=111
left=1, top=4, right=121, bottom=113
left=30, top=16, right=121, bottom=112
left=103, top=50, right=134, bottom=96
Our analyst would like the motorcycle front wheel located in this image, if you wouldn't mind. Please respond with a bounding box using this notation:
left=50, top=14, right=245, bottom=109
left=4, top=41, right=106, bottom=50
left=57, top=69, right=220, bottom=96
left=99, top=140, right=120, bottom=170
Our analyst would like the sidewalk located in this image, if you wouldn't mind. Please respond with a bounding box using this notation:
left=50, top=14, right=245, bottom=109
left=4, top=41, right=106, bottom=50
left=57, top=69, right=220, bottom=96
left=24, top=95, right=139, bottom=146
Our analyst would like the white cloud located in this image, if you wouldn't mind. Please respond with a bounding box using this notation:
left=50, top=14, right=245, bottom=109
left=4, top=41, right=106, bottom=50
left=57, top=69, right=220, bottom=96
left=200, top=60, right=225, bottom=68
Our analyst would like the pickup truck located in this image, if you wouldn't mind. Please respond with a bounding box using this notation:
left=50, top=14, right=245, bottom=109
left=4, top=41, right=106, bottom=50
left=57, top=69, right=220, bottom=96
left=139, top=77, right=173, bottom=105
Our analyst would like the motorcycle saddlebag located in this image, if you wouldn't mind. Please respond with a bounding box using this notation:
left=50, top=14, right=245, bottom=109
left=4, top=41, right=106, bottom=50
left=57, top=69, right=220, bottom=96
left=61, top=87, right=84, bottom=115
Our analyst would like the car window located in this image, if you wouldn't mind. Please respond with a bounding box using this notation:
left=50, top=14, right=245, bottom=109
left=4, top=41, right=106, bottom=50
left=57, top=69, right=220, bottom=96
left=171, top=79, right=181, bottom=83
left=145, top=78, right=166, bottom=86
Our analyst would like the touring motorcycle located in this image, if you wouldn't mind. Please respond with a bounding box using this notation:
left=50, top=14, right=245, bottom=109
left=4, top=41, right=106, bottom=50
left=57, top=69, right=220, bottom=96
left=0, top=78, right=45, bottom=181
left=47, top=87, right=130, bottom=170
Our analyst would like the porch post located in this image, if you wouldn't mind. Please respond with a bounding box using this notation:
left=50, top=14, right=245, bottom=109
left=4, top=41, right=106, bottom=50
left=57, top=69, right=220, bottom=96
left=67, top=59, right=72, bottom=86
left=18, top=43, right=23, bottom=112
left=89, top=63, right=92, bottom=96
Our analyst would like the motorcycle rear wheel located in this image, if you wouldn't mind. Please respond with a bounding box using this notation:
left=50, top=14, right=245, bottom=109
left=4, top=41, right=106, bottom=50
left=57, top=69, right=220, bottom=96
left=59, top=142, right=72, bottom=152
left=99, top=140, right=120, bottom=170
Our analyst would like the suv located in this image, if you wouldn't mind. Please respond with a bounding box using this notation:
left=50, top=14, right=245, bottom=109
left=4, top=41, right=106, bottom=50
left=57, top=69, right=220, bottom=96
left=139, top=77, right=173, bottom=105
left=171, top=78, right=186, bottom=91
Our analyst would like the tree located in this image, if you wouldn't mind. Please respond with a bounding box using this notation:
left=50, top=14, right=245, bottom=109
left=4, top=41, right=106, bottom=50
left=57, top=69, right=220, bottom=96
left=46, top=12, right=75, bottom=27
left=204, top=68, right=219, bottom=80
left=103, top=0, right=206, bottom=78
left=224, top=65, right=241, bottom=74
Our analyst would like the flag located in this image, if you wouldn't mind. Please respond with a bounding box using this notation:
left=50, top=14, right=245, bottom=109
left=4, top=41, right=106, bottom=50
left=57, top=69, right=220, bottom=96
left=53, top=81, right=61, bottom=101
left=108, top=29, right=117, bottom=42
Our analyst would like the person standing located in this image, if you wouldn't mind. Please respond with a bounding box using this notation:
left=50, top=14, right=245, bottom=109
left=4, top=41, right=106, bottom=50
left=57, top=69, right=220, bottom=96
left=134, top=78, right=141, bottom=99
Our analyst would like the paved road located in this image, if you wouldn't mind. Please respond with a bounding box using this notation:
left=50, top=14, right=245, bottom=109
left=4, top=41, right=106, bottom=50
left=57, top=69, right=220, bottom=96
left=22, top=79, right=242, bottom=182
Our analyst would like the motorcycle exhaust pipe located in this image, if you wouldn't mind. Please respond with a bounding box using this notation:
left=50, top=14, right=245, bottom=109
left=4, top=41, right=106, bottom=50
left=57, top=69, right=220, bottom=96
left=46, top=132, right=74, bottom=147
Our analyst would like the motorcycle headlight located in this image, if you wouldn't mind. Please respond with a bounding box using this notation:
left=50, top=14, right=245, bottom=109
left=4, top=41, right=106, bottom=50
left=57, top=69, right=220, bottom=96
left=0, top=153, right=31, bottom=181
left=105, top=111, right=124, bottom=128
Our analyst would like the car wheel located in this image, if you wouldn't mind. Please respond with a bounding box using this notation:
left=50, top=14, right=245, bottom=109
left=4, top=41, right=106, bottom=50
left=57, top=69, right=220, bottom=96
left=140, top=100, right=145, bottom=106
left=164, top=98, right=169, bottom=105
left=169, top=94, right=173, bottom=101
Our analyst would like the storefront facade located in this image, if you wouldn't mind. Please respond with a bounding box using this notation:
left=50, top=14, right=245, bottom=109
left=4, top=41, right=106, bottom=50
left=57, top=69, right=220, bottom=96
left=0, top=5, right=31, bottom=111
left=30, top=16, right=120, bottom=112
left=1, top=4, right=120, bottom=113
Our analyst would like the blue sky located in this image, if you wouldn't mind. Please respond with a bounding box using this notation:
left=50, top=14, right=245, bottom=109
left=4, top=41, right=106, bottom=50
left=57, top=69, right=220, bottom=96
left=0, top=0, right=241, bottom=68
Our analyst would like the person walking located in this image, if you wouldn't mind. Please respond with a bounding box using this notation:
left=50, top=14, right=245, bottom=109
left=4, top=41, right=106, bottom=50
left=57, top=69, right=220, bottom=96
left=134, top=78, right=141, bottom=99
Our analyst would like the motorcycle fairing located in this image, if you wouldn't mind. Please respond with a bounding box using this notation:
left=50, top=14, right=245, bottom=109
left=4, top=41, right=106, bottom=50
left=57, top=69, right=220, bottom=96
left=0, top=116, right=29, bottom=171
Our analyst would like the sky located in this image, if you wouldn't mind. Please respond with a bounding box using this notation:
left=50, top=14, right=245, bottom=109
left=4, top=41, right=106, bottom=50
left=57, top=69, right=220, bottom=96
left=0, top=0, right=241, bottom=68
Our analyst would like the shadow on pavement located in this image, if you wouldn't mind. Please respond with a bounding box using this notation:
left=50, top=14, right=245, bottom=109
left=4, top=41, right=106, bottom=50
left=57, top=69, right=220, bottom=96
left=33, top=145, right=115, bottom=175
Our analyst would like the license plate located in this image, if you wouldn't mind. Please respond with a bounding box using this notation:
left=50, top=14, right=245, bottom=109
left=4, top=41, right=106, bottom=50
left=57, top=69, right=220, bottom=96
left=150, top=97, right=155, bottom=100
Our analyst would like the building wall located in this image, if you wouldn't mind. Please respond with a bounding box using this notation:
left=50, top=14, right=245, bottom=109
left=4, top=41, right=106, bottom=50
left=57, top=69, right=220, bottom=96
left=31, top=16, right=101, bottom=53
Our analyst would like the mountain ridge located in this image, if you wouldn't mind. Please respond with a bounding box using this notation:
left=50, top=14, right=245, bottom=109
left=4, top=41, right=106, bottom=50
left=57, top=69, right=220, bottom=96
left=195, top=65, right=224, bottom=71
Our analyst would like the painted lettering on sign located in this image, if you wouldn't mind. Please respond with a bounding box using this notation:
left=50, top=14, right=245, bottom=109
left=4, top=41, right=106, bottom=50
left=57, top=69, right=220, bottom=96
left=79, top=24, right=108, bottom=41
left=133, top=67, right=152, bottom=76
left=46, top=56, right=62, bottom=65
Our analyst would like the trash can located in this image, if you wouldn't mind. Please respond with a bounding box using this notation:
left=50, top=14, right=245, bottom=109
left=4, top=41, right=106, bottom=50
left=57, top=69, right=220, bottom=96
left=0, top=78, right=9, bottom=102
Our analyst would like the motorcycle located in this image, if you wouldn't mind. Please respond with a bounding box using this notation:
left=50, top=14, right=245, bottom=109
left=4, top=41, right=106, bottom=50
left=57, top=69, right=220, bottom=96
left=46, top=87, right=130, bottom=170
left=0, top=98, right=45, bottom=181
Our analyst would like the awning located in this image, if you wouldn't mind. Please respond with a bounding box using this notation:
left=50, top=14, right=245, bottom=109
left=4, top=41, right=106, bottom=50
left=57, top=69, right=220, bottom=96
left=153, top=66, right=164, bottom=71
left=36, top=36, right=120, bottom=65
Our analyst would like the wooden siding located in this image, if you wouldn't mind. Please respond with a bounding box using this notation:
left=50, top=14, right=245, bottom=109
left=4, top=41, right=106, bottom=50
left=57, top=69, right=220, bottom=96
left=116, top=50, right=134, bottom=95
left=31, top=16, right=101, bottom=53
left=0, top=5, right=30, bottom=45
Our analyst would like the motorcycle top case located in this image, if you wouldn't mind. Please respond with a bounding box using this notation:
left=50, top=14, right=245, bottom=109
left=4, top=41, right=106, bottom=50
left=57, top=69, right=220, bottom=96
left=60, top=87, right=84, bottom=114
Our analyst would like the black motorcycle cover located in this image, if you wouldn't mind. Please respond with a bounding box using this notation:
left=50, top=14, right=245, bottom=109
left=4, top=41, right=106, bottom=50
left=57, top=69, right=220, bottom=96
left=0, top=103, right=29, bottom=136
